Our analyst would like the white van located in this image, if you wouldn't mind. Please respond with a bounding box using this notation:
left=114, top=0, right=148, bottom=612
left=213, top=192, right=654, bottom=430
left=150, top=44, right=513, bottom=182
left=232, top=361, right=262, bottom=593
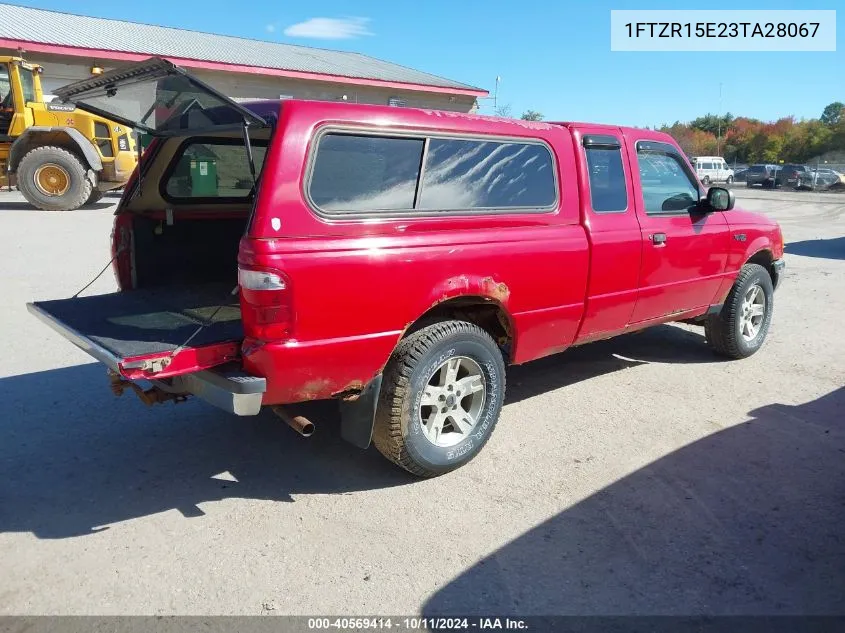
left=691, top=156, right=735, bottom=185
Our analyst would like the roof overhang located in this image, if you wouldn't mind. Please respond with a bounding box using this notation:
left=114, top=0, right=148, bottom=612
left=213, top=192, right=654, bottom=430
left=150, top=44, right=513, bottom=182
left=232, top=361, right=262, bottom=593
left=0, top=39, right=489, bottom=98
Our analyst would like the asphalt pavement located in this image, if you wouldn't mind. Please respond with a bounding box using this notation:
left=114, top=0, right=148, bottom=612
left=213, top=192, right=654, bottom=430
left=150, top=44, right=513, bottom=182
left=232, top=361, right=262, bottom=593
left=0, top=188, right=843, bottom=616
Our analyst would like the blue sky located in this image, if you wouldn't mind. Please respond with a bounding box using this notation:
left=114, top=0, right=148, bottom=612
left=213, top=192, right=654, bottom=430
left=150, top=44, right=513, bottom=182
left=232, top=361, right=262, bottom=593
left=16, top=0, right=844, bottom=126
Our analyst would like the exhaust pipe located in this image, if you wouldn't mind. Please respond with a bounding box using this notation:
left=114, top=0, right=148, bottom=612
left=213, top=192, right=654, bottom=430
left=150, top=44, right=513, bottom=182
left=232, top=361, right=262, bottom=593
left=272, top=406, right=315, bottom=437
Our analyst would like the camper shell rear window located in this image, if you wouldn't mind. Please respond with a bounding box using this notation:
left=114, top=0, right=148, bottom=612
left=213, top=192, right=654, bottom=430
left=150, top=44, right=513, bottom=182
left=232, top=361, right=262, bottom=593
left=161, top=137, right=268, bottom=203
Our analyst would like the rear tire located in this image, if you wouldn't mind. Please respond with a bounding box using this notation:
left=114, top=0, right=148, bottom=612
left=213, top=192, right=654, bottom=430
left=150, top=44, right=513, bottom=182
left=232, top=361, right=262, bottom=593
left=705, top=263, right=774, bottom=359
left=16, top=146, right=92, bottom=211
left=702, top=176, right=711, bottom=185
left=373, top=321, right=506, bottom=478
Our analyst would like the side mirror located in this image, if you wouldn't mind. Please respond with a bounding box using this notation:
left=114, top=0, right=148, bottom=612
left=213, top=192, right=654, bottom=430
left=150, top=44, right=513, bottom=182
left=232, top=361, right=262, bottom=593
left=707, top=186, right=735, bottom=211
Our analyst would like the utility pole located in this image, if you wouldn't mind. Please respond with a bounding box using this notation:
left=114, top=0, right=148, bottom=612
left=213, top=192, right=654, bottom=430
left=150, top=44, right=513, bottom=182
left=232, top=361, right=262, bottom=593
left=477, top=76, right=501, bottom=115
left=717, top=82, right=723, bottom=156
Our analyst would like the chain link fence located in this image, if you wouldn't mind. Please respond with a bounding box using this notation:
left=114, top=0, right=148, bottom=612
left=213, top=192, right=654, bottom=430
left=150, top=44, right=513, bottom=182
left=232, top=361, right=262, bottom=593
left=729, top=149, right=845, bottom=192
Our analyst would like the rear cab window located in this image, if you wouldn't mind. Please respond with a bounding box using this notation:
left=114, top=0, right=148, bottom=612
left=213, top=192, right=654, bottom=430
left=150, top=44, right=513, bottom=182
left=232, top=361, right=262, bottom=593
left=306, top=130, right=557, bottom=217
left=583, top=135, right=628, bottom=213
left=19, top=67, right=36, bottom=103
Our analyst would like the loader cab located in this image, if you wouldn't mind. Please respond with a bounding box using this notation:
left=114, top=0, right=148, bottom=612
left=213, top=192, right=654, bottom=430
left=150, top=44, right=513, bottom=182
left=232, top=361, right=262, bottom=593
left=0, top=58, right=43, bottom=137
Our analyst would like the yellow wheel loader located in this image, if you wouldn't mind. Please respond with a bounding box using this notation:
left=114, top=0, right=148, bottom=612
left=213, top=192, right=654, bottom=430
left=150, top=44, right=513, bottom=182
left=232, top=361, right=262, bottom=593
left=0, top=56, right=138, bottom=210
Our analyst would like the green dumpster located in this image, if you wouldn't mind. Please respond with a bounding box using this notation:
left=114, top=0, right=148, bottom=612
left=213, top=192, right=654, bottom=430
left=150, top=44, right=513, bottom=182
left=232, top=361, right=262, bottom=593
left=189, top=158, right=217, bottom=196
left=138, top=132, right=153, bottom=152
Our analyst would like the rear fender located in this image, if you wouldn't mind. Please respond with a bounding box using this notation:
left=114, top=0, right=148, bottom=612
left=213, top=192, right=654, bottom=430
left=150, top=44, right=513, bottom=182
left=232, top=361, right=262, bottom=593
left=427, top=274, right=512, bottom=307
left=9, top=127, right=103, bottom=173
left=339, top=275, right=513, bottom=450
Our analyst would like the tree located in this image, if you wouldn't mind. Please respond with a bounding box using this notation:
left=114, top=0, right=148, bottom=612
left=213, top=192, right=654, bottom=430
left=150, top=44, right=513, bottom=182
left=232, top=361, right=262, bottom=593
left=690, top=112, right=734, bottom=136
left=494, top=104, right=513, bottom=118
left=520, top=110, right=544, bottom=121
left=820, top=102, right=844, bottom=126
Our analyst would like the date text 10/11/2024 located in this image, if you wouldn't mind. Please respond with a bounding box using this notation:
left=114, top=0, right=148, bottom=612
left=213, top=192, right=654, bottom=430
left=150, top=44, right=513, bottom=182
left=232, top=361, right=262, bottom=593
left=307, top=618, right=529, bottom=630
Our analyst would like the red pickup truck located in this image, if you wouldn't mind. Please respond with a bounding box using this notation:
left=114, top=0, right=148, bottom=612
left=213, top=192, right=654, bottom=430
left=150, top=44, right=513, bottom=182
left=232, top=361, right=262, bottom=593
left=29, top=59, right=785, bottom=477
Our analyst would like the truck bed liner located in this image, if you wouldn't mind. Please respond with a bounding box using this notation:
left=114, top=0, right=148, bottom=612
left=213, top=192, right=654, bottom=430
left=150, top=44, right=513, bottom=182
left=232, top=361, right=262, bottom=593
left=30, top=283, right=242, bottom=359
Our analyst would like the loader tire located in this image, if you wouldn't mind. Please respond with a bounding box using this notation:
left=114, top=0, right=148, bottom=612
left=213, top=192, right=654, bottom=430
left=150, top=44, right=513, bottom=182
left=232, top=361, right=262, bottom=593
left=17, top=146, right=92, bottom=211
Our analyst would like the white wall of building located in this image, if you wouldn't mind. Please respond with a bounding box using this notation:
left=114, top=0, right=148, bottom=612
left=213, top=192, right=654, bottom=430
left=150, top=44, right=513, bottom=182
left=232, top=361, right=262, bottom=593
left=9, top=52, right=478, bottom=114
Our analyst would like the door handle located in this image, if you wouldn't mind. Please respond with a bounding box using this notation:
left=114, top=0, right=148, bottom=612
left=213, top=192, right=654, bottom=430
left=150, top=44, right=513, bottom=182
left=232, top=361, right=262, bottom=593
left=650, top=232, right=667, bottom=246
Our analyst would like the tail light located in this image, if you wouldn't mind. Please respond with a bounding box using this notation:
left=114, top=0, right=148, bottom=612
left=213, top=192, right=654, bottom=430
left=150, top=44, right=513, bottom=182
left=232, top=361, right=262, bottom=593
left=238, top=266, right=293, bottom=341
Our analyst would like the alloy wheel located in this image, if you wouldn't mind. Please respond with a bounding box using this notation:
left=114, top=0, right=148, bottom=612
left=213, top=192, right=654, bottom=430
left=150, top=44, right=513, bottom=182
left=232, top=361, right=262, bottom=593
left=419, top=356, right=486, bottom=447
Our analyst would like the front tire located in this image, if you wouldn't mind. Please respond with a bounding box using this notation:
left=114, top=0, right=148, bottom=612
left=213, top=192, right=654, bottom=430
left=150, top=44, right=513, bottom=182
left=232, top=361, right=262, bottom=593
left=726, top=175, right=734, bottom=184
left=705, top=263, right=774, bottom=359
left=373, top=321, right=506, bottom=478
left=16, top=146, right=92, bottom=211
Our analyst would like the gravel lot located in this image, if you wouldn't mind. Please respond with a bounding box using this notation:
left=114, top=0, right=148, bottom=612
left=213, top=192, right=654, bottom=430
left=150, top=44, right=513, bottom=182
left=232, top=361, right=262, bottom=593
left=0, top=188, right=843, bottom=616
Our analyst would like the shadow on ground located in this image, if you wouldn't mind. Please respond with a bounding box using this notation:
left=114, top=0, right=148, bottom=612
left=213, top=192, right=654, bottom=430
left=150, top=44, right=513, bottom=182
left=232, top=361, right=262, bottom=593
left=0, top=325, right=719, bottom=540
left=0, top=363, right=413, bottom=539
left=0, top=202, right=115, bottom=211
left=786, top=237, right=845, bottom=260
left=507, top=325, right=717, bottom=404
left=424, top=387, right=845, bottom=615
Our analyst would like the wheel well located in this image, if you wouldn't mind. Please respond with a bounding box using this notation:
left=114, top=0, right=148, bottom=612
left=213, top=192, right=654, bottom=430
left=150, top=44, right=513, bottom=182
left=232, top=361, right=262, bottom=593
left=405, top=298, right=515, bottom=361
left=10, top=130, right=94, bottom=173
left=747, top=249, right=777, bottom=286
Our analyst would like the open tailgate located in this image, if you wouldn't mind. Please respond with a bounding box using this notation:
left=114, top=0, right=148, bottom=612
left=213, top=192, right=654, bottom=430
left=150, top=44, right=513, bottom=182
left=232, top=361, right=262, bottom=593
left=27, top=284, right=243, bottom=381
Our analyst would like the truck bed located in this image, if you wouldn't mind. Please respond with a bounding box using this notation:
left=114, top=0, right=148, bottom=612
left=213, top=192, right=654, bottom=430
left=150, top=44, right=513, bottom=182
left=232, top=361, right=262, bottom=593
left=30, top=283, right=242, bottom=360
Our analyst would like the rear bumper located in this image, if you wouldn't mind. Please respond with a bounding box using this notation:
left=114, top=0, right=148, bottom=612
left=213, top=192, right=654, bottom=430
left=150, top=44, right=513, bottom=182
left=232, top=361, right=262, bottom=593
left=163, top=366, right=266, bottom=416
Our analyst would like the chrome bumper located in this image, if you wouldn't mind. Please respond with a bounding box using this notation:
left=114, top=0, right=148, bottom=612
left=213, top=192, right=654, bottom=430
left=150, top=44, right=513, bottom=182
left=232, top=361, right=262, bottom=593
left=163, top=367, right=266, bottom=416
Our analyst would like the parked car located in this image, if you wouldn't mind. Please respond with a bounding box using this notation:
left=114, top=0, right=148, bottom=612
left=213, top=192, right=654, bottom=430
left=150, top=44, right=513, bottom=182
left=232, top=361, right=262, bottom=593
left=733, top=168, right=748, bottom=182
left=797, top=168, right=845, bottom=190
left=27, top=58, right=787, bottom=478
left=691, top=156, right=735, bottom=185
left=774, top=164, right=811, bottom=189
left=745, top=164, right=779, bottom=187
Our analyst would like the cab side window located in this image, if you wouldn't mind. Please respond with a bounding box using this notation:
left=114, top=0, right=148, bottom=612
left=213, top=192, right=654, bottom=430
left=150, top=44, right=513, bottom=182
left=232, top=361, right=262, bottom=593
left=636, top=143, right=700, bottom=214
left=0, top=66, right=12, bottom=136
left=585, top=145, right=627, bottom=213
left=0, top=66, right=11, bottom=108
